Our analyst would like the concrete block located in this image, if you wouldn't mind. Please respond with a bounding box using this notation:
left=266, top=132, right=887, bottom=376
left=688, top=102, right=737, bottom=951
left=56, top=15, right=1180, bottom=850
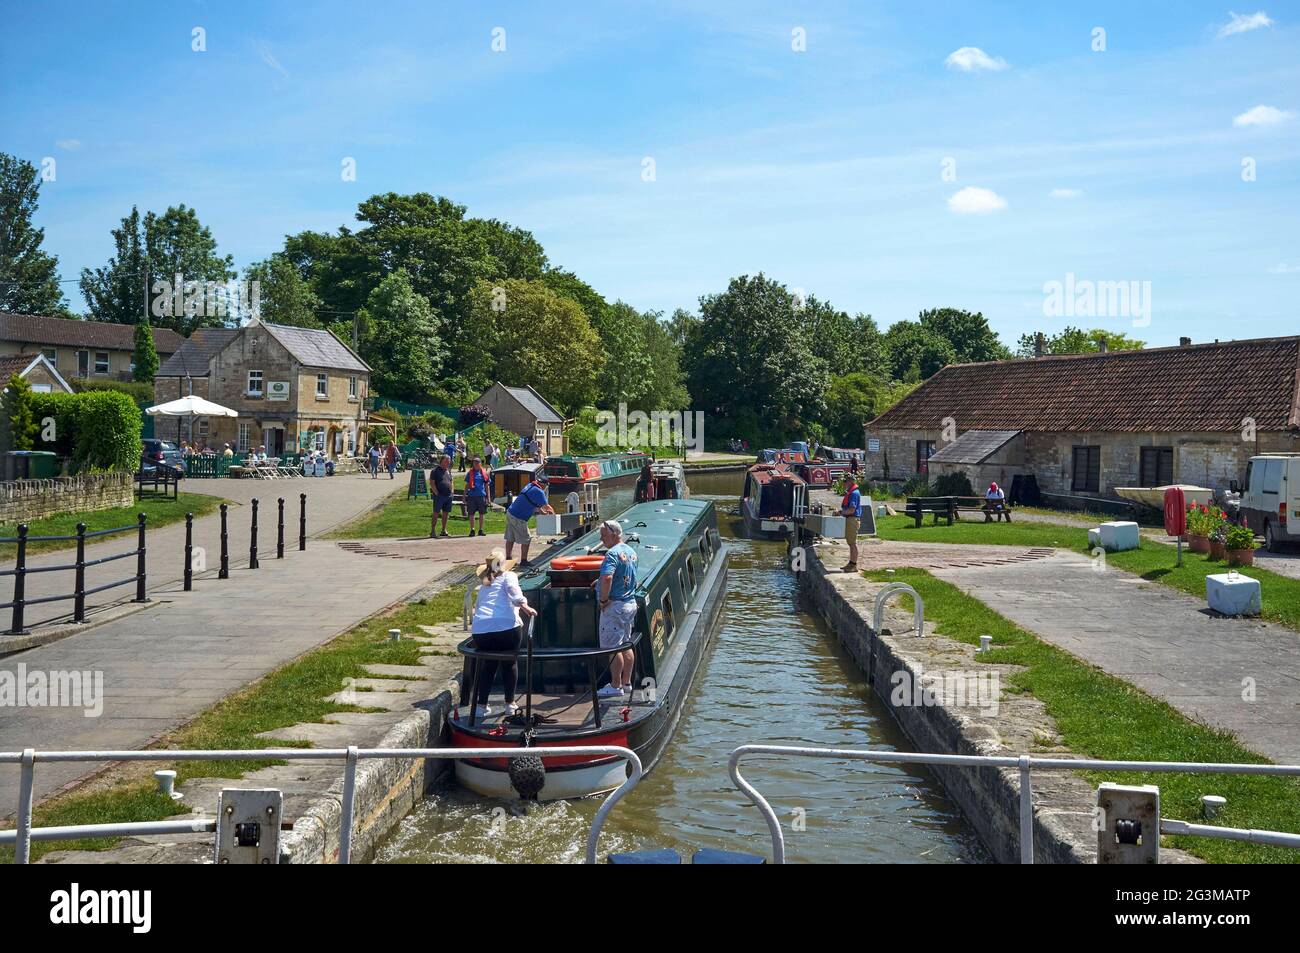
left=1088, top=528, right=1101, bottom=548
left=1099, top=521, right=1139, bottom=552
left=804, top=513, right=846, bottom=538
left=1206, top=573, right=1262, bottom=616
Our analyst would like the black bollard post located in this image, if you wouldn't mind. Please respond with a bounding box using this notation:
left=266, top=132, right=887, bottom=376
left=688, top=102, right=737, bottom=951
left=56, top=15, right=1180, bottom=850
left=183, top=513, right=194, bottom=591
left=250, top=499, right=259, bottom=569
left=74, top=523, right=87, bottom=622
left=277, top=498, right=285, bottom=559
left=299, top=493, right=307, bottom=551
left=134, top=513, right=148, bottom=602
left=219, top=504, right=229, bottom=579
left=9, top=524, right=27, bottom=634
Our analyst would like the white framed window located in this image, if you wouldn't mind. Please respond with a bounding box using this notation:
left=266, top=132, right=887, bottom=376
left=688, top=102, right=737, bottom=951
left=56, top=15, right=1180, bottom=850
left=535, top=427, right=546, bottom=438
left=198, top=419, right=210, bottom=441
left=247, top=370, right=264, bottom=396
left=316, top=373, right=328, bottom=398
left=550, top=428, right=562, bottom=437
left=94, top=351, right=110, bottom=374
left=348, top=376, right=358, bottom=400
left=314, top=430, right=325, bottom=451
left=238, top=421, right=250, bottom=451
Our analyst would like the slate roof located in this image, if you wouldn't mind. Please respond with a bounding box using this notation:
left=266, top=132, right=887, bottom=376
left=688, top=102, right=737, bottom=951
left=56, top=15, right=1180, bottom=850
left=263, top=323, right=369, bottom=373
left=868, top=337, right=1300, bottom=434
left=0, top=312, right=186, bottom=353
left=501, top=384, right=563, bottom=423
left=156, top=328, right=238, bottom=377
left=926, top=430, right=1022, bottom=465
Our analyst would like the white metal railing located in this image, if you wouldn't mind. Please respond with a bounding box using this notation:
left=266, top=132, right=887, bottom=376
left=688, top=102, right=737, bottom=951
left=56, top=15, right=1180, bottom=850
left=728, top=744, right=1300, bottom=864
left=873, top=583, right=924, bottom=636
left=1, top=745, right=641, bottom=865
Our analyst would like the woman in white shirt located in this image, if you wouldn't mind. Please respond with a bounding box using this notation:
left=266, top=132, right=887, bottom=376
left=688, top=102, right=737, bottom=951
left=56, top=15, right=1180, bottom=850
left=463, top=551, right=537, bottom=719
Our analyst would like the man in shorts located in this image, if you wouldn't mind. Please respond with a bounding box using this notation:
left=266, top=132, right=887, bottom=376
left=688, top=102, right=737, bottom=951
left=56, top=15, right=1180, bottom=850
left=430, top=454, right=455, bottom=538
left=504, top=471, right=553, bottom=566
left=463, top=456, right=490, bottom=537
left=596, top=519, right=638, bottom=698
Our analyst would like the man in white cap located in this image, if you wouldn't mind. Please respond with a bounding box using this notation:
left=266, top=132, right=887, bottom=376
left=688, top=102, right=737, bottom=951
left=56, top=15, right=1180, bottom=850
left=596, top=519, right=638, bottom=697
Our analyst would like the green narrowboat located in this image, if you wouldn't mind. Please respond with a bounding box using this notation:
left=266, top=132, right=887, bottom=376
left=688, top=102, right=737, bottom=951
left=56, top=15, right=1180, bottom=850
left=542, top=451, right=653, bottom=490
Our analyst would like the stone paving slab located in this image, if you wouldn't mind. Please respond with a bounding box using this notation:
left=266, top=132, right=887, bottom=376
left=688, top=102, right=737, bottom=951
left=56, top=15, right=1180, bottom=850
left=931, top=550, right=1300, bottom=764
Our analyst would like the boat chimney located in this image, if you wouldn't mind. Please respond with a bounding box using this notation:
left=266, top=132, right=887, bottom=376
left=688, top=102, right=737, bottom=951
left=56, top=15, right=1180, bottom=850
left=1033, top=332, right=1045, bottom=358
left=1179, top=336, right=1192, bottom=347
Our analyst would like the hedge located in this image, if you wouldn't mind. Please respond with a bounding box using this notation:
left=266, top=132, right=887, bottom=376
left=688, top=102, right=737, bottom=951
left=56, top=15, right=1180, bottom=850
left=26, top=390, right=143, bottom=472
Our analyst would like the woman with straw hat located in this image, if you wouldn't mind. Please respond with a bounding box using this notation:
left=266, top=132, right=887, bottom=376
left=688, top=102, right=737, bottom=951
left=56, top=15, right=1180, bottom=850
left=461, top=549, right=538, bottom=720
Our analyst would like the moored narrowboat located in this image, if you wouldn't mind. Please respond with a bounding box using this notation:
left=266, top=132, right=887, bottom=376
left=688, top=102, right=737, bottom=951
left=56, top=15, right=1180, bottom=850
left=450, top=498, right=728, bottom=800
left=543, top=451, right=652, bottom=490
left=740, top=463, right=807, bottom=539
left=634, top=459, right=689, bottom=502
left=794, top=446, right=866, bottom=488
left=491, top=462, right=546, bottom=505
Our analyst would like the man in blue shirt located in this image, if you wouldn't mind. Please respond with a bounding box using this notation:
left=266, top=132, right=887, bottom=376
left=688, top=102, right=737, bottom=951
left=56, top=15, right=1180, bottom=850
left=596, top=519, right=639, bottom=697
left=504, top=472, right=554, bottom=567
left=840, top=475, right=863, bottom=572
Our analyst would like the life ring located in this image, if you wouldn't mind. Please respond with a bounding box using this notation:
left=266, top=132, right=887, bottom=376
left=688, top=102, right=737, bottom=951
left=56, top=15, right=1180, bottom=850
left=549, top=554, right=605, bottom=571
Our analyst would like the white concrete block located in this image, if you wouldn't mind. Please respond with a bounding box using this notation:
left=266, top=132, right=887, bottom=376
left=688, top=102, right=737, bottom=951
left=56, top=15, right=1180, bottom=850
left=1205, top=573, right=1262, bottom=616
left=805, top=513, right=846, bottom=538
left=1088, top=527, right=1101, bottom=548
left=1099, top=521, right=1140, bottom=552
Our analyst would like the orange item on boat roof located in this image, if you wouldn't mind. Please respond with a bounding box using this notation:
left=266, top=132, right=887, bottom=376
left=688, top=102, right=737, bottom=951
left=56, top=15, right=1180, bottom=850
left=549, top=554, right=605, bottom=571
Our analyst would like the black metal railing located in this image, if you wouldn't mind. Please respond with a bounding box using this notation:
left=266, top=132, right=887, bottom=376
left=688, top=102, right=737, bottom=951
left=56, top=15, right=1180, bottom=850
left=1, top=516, right=149, bottom=635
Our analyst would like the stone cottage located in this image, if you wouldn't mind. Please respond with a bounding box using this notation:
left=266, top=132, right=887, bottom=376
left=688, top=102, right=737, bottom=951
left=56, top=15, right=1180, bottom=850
left=154, top=319, right=370, bottom=457
left=863, top=336, right=1300, bottom=501
left=472, top=382, right=568, bottom=456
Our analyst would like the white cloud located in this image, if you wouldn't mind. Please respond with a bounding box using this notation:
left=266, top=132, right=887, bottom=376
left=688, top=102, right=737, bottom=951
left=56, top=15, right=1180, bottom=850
left=944, top=47, right=1009, bottom=72
left=255, top=41, right=288, bottom=76
left=1233, top=104, right=1295, bottom=127
left=1217, top=11, right=1274, bottom=38
left=55, top=139, right=82, bottom=151
left=1049, top=188, right=1083, bottom=199
left=1268, top=262, right=1300, bottom=274
left=948, top=186, right=1007, bottom=214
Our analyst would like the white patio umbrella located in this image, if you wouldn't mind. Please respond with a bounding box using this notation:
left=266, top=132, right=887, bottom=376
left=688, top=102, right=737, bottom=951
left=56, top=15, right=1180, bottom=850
left=146, top=395, right=238, bottom=447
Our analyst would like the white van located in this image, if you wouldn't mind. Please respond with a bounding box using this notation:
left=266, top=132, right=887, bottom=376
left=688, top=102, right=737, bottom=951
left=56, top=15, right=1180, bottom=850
left=1241, top=454, right=1300, bottom=551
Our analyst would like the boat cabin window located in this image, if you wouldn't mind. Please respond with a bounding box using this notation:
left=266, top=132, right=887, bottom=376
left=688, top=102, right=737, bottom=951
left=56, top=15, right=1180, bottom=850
left=686, top=554, right=697, bottom=593
left=660, top=590, right=675, bottom=641
left=699, top=536, right=710, bottom=563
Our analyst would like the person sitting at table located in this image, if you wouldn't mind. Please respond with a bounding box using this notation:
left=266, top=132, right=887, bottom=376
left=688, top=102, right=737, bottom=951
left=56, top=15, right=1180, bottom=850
left=986, top=481, right=1005, bottom=503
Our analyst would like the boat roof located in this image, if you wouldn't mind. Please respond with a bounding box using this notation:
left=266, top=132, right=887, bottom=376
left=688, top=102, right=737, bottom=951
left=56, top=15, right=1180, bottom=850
left=650, top=459, right=684, bottom=476
left=519, top=499, right=713, bottom=595
left=747, top=463, right=806, bottom=485
left=550, top=451, right=651, bottom=462
left=494, top=462, right=545, bottom=474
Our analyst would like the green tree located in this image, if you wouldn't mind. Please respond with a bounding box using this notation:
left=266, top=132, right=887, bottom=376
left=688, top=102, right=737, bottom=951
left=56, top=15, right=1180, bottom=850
left=0, top=153, right=68, bottom=315
left=132, top=317, right=159, bottom=382
left=884, top=321, right=956, bottom=381
left=1015, top=326, right=1146, bottom=357
left=143, top=204, right=235, bottom=333
left=470, top=278, right=602, bottom=414
left=2, top=374, right=38, bottom=451
left=244, top=253, right=323, bottom=328
left=357, top=270, right=445, bottom=402
left=468, top=218, right=548, bottom=280
left=823, top=372, right=919, bottom=446
left=80, top=207, right=148, bottom=325
left=639, top=310, right=690, bottom=411
left=917, top=308, right=1010, bottom=364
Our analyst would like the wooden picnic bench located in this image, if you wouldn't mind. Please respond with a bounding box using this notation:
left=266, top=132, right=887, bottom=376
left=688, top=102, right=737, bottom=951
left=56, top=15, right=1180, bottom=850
left=905, top=495, right=1013, bottom=526
left=135, top=465, right=180, bottom=500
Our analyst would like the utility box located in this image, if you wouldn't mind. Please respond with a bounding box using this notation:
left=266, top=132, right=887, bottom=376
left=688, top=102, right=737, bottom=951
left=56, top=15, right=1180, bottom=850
left=214, top=788, right=283, bottom=865
left=804, top=512, right=846, bottom=538
left=1096, top=783, right=1160, bottom=864
left=536, top=512, right=585, bottom=535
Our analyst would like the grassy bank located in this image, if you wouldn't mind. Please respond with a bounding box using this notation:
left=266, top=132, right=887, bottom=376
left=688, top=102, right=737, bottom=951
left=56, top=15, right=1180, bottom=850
left=0, top=585, right=465, bottom=862
left=327, top=487, right=508, bottom=539
left=0, top=492, right=224, bottom=557
left=867, top=568, right=1300, bottom=863
left=870, top=513, right=1300, bottom=632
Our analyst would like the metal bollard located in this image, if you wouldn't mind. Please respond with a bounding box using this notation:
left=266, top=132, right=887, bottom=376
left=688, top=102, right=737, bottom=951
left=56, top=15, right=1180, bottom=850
left=9, top=524, right=27, bottom=634
left=249, top=499, right=259, bottom=569
left=184, top=513, right=194, bottom=591
left=219, top=504, right=230, bottom=579
left=299, top=493, right=306, bottom=551
left=74, top=522, right=87, bottom=621
left=134, top=513, right=148, bottom=602
left=277, top=497, right=285, bottom=559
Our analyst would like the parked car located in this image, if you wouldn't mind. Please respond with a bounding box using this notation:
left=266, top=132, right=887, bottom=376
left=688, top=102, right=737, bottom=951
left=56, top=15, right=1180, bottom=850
left=1241, top=453, right=1300, bottom=551
left=141, top=439, right=185, bottom=477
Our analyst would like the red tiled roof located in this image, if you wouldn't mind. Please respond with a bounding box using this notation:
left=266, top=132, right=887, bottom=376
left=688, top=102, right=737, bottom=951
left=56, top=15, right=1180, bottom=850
left=868, top=336, right=1300, bottom=433
left=0, top=312, right=186, bottom=354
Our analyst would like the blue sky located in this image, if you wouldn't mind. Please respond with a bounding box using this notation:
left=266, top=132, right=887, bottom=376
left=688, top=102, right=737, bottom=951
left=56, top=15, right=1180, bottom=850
left=2, top=1, right=1297, bottom=347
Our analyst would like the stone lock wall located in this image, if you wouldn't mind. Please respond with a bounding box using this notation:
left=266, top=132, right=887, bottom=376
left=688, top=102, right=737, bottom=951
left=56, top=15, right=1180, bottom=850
left=0, top=472, right=135, bottom=527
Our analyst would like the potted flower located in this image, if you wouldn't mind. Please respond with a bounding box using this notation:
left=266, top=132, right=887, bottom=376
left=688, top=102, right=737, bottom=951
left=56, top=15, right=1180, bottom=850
left=1225, top=523, right=1259, bottom=567
left=1185, top=504, right=1212, bottom=553
left=1208, top=511, right=1230, bottom=560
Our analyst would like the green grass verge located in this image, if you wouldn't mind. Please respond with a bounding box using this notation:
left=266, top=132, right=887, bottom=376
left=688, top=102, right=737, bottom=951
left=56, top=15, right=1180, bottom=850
left=0, top=585, right=466, bottom=862
left=0, top=492, right=224, bottom=557
left=872, top=514, right=1300, bottom=632
left=867, top=568, right=1300, bottom=863
left=327, top=486, right=510, bottom=539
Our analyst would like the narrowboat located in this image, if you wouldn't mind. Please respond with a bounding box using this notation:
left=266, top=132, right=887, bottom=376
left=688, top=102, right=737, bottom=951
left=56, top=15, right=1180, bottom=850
left=450, top=498, right=728, bottom=800
left=756, top=447, right=808, bottom=465
left=634, top=459, right=689, bottom=502
left=794, top=446, right=867, bottom=488
left=740, top=463, right=807, bottom=539
left=491, top=462, right=546, bottom=505
left=542, top=451, right=652, bottom=490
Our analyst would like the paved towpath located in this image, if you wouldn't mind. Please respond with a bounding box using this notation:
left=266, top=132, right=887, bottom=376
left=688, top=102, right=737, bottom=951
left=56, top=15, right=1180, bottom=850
left=0, top=474, right=503, bottom=814
left=930, top=550, right=1300, bottom=764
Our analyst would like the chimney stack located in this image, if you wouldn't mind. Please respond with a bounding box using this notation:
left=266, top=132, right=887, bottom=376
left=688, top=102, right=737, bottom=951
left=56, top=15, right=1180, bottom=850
left=1179, top=336, right=1192, bottom=347
left=1097, top=339, right=1108, bottom=353
left=1034, top=332, right=1045, bottom=358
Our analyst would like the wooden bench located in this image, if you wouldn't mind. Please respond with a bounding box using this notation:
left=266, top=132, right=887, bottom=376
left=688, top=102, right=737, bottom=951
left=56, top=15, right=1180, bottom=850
left=905, top=495, right=1013, bottom=526
left=135, top=465, right=180, bottom=500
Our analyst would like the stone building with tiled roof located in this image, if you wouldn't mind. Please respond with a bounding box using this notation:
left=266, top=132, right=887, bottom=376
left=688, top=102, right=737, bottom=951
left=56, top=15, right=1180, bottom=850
left=473, top=381, right=568, bottom=456
left=154, top=319, right=370, bottom=457
left=0, top=312, right=185, bottom=382
left=864, top=336, right=1300, bottom=501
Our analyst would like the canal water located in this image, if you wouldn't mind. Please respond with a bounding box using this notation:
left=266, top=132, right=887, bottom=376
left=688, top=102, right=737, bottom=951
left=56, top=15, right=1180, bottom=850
left=375, top=469, right=985, bottom=863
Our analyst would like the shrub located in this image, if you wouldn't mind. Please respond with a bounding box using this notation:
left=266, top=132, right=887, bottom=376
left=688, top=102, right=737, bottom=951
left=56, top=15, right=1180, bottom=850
left=22, top=390, right=140, bottom=472
left=1, top=374, right=39, bottom=452
left=1224, top=523, right=1258, bottom=551
left=71, top=378, right=156, bottom=407
left=933, top=471, right=974, bottom=496
left=458, top=403, right=494, bottom=429
left=901, top=473, right=931, bottom=496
